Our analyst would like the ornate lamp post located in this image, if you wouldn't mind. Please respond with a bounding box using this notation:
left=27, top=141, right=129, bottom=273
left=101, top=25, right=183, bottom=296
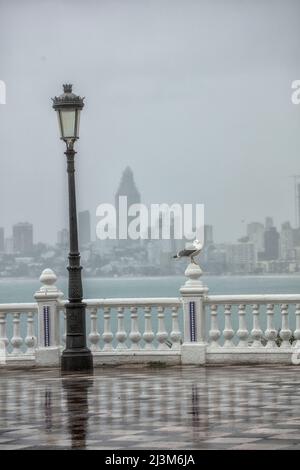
left=52, top=84, right=93, bottom=372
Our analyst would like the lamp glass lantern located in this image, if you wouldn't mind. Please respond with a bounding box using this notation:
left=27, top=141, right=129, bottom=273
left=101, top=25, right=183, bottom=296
left=52, top=84, right=84, bottom=143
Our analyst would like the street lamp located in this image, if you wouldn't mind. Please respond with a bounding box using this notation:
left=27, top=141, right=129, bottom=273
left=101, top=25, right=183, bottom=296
left=52, top=84, right=93, bottom=372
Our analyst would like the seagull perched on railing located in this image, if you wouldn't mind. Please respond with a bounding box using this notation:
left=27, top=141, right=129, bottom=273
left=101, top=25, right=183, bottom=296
left=172, top=239, right=203, bottom=264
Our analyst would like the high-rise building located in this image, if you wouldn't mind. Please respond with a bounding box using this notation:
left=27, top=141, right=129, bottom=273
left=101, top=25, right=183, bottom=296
left=264, top=226, right=279, bottom=261
left=0, top=227, right=4, bottom=253
left=280, top=222, right=294, bottom=260
left=226, top=242, right=256, bottom=273
left=247, top=222, right=264, bottom=253
left=265, top=217, right=274, bottom=229
left=115, top=167, right=141, bottom=244
left=78, top=210, right=91, bottom=247
left=57, top=228, right=69, bottom=248
left=12, top=222, right=33, bottom=254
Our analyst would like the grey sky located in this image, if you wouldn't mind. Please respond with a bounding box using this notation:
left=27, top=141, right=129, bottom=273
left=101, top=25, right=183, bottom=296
left=1, top=0, right=300, bottom=244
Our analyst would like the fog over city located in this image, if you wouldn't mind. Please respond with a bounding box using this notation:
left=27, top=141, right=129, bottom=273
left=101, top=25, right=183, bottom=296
left=1, top=0, right=300, bottom=246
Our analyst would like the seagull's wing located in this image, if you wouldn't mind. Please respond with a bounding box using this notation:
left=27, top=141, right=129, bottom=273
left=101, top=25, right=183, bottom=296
left=178, top=248, right=197, bottom=257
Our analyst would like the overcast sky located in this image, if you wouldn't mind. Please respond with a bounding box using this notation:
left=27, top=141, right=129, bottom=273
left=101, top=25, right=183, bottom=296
left=1, top=0, right=300, bottom=244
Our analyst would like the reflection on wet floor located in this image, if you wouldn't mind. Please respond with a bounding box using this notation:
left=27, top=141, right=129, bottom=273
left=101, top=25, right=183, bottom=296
left=0, top=365, right=300, bottom=449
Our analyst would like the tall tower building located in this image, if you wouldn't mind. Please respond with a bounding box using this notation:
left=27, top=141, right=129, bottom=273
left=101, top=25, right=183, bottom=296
left=264, top=226, right=279, bottom=261
left=280, top=222, right=294, bottom=260
left=13, top=222, right=33, bottom=254
left=78, top=210, right=91, bottom=247
left=247, top=222, right=264, bottom=253
left=265, top=217, right=274, bottom=230
left=115, top=167, right=141, bottom=244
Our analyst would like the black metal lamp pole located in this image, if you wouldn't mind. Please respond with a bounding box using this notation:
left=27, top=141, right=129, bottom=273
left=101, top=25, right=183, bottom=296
left=52, top=84, right=93, bottom=372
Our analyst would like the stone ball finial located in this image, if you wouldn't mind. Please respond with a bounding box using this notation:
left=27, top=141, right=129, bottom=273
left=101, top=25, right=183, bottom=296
left=39, top=268, right=57, bottom=286
left=184, top=262, right=203, bottom=282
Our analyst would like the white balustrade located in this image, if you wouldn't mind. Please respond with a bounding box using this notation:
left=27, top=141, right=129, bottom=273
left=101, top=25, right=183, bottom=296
left=4, top=266, right=300, bottom=367
left=0, top=306, right=38, bottom=360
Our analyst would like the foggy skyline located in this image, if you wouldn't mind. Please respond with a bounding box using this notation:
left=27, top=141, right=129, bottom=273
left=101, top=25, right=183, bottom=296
left=1, top=0, right=300, bottom=245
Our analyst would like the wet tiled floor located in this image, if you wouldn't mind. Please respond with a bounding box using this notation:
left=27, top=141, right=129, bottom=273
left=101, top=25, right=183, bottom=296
left=1, top=365, right=300, bottom=449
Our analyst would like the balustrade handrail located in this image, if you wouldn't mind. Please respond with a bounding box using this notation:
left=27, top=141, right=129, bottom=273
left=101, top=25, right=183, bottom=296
left=58, top=297, right=182, bottom=308
left=0, top=303, right=38, bottom=313
left=205, top=294, right=300, bottom=305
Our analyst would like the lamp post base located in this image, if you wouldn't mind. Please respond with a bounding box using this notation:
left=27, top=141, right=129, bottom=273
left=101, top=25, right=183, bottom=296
left=61, top=348, right=93, bottom=373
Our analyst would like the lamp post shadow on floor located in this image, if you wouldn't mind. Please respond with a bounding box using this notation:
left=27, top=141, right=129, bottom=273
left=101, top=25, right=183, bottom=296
left=52, top=84, right=93, bottom=372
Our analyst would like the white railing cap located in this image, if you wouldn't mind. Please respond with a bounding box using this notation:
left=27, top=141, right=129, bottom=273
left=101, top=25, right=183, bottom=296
left=205, top=294, right=300, bottom=305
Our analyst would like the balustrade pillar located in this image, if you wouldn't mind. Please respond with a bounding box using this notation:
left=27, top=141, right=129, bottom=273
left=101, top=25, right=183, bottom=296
left=180, top=261, right=208, bottom=364
left=34, top=269, right=63, bottom=366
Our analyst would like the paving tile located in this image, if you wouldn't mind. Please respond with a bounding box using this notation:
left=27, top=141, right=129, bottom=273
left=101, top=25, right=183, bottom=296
left=0, top=366, right=300, bottom=449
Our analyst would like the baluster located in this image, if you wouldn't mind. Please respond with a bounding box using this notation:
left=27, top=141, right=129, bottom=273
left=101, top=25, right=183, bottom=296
left=143, top=306, right=154, bottom=350
left=116, top=307, right=127, bottom=350
left=102, top=307, right=113, bottom=351
left=11, top=313, right=23, bottom=355
left=170, top=305, right=181, bottom=350
left=223, top=304, right=234, bottom=347
left=294, top=304, right=300, bottom=348
left=265, top=304, right=277, bottom=348
left=129, top=306, right=141, bottom=350
left=89, top=307, right=100, bottom=352
left=25, top=312, right=36, bottom=355
left=251, top=304, right=263, bottom=347
left=209, top=304, right=221, bottom=347
left=280, top=304, right=292, bottom=348
left=0, top=313, right=8, bottom=357
left=237, top=304, right=248, bottom=347
left=62, top=309, right=67, bottom=347
left=156, top=306, right=168, bottom=350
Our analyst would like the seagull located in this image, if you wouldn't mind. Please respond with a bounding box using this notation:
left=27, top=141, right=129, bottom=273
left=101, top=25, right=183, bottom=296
left=172, top=239, right=203, bottom=264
